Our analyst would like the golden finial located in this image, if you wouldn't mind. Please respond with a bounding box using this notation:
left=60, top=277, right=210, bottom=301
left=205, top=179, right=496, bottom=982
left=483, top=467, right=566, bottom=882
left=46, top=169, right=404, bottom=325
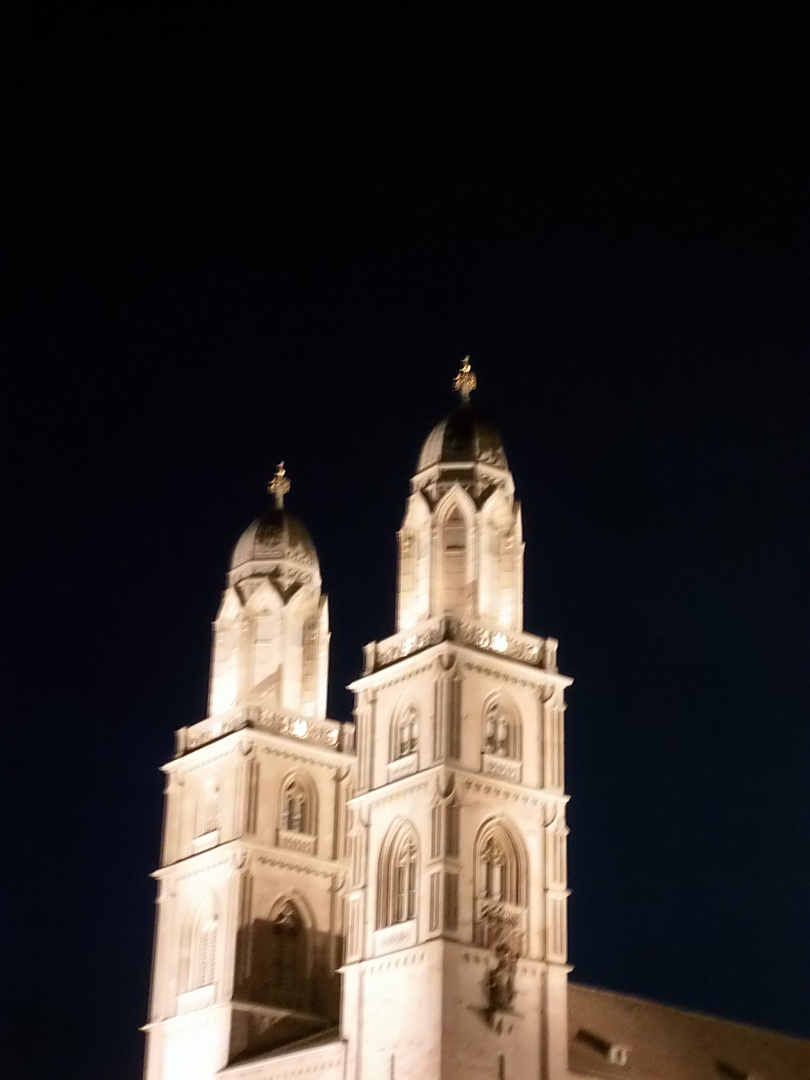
left=268, top=461, right=290, bottom=508
left=453, top=355, right=477, bottom=402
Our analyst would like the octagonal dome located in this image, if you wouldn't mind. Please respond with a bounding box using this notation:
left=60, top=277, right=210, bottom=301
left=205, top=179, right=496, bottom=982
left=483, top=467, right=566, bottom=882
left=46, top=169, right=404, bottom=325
left=417, top=406, right=508, bottom=472
left=230, top=507, right=319, bottom=576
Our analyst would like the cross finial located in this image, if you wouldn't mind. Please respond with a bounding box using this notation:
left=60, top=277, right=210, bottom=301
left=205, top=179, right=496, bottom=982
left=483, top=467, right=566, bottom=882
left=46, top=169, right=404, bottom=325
left=453, top=355, right=477, bottom=402
left=268, top=461, right=291, bottom=508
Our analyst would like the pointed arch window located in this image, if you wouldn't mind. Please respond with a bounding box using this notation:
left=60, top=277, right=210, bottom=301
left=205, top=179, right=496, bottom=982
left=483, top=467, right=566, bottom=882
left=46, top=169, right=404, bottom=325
left=187, top=897, right=218, bottom=990
left=441, top=507, right=468, bottom=613
left=483, top=698, right=521, bottom=760
left=473, top=820, right=526, bottom=949
left=392, top=703, right=418, bottom=760
left=270, top=901, right=306, bottom=988
left=197, top=782, right=220, bottom=837
left=378, top=824, right=420, bottom=928
left=394, top=835, right=418, bottom=922
left=280, top=774, right=316, bottom=835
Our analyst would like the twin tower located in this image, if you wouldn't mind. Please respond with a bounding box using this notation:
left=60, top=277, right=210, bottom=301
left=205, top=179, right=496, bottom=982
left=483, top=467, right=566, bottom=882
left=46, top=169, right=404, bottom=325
left=143, top=362, right=572, bottom=1080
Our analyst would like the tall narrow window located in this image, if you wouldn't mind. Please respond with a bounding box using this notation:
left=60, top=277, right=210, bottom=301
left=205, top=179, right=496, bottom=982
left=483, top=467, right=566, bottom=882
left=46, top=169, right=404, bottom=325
left=441, top=508, right=468, bottom=612
left=398, top=705, right=418, bottom=758
left=483, top=699, right=520, bottom=760
left=482, top=839, right=506, bottom=900
left=473, top=820, right=526, bottom=949
left=395, top=836, right=418, bottom=922
left=378, top=823, right=420, bottom=928
left=280, top=775, right=315, bottom=834
left=391, top=702, right=418, bottom=761
left=197, top=914, right=217, bottom=987
left=198, top=783, right=220, bottom=836
left=300, top=614, right=319, bottom=715
left=187, top=897, right=218, bottom=990
left=270, top=901, right=305, bottom=988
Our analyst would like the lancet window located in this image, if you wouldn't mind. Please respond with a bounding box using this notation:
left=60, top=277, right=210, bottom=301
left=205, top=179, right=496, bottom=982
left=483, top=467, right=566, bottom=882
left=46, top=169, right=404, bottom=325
left=198, top=782, right=220, bottom=836
left=280, top=774, right=316, bottom=834
left=473, top=820, right=526, bottom=948
left=270, top=901, right=307, bottom=989
left=187, top=897, right=218, bottom=990
left=483, top=698, right=521, bottom=760
left=378, top=824, right=419, bottom=928
left=441, top=507, right=468, bottom=612
left=393, top=703, right=418, bottom=759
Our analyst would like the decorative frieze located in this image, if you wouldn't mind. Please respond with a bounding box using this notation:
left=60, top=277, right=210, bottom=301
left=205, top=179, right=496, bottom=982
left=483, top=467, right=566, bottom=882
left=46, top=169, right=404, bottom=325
left=481, top=752, right=522, bottom=783
left=364, top=615, right=556, bottom=675
left=387, top=753, right=417, bottom=782
left=276, top=828, right=317, bottom=856
left=374, top=919, right=417, bottom=955
left=175, top=707, right=354, bottom=758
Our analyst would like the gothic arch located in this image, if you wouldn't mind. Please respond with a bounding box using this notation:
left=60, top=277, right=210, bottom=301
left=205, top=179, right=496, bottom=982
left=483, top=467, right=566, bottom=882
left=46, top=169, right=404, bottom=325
left=389, top=697, right=419, bottom=761
left=473, top=817, right=528, bottom=947
left=278, top=770, right=318, bottom=834
left=181, top=892, right=219, bottom=992
left=435, top=487, right=476, bottom=615
left=482, top=693, right=522, bottom=760
left=244, top=578, right=284, bottom=615
left=377, top=819, right=420, bottom=928
left=196, top=779, right=220, bottom=837
left=259, top=894, right=315, bottom=1008
left=434, top=483, right=477, bottom=526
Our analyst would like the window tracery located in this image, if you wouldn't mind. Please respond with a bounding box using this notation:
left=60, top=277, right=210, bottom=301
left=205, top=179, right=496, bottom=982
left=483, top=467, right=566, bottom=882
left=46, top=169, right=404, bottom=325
left=280, top=773, right=316, bottom=834
left=473, top=820, right=526, bottom=949
left=198, top=782, right=220, bottom=836
left=270, top=901, right=306, bottom=988
left=378, top=824, right=419, bottom=928
left=441, top=507, right=468, bottom=612
left=483, top=698, right=520, bottom=760
left=394, top=704, right=418, bottom=759
left=187, top=897, right=218, bottom=990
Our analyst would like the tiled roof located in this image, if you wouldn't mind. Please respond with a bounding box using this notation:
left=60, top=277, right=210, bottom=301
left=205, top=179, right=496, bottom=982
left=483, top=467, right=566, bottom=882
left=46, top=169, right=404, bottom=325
left=569, top=982, right=810, bottom=1080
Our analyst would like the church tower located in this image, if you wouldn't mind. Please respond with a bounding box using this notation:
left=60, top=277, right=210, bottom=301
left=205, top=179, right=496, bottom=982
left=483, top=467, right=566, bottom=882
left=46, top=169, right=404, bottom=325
left=142, top=364, right=571, bottom=1080
left=143, top=466, right=354, bottom=1080
left=341, top=360, right=572, bottom=1080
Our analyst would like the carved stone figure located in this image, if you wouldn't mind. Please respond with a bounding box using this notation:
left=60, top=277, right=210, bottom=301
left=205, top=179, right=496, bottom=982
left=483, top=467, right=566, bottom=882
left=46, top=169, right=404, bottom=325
left=489, top=941, right=517, bottom=1011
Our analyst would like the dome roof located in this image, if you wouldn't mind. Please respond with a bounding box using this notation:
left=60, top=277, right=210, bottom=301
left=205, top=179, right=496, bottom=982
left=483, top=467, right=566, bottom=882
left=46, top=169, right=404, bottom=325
left=417, top=406, right=508, bottom=472
left=230, top=507, right=319, bottom=575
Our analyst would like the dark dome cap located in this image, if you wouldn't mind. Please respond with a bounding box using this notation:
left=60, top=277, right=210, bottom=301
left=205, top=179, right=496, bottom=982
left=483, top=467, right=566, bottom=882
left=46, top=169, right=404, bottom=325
left=417, top=406, right=508, bottom=472
left=230, top=507, right=319, bottom=573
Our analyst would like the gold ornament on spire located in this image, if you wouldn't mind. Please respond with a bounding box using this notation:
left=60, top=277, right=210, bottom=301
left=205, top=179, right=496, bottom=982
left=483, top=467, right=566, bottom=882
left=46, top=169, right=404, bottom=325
left=269, top=461, right=291, bottom=508
left=453, top=355, right=477, bottom=402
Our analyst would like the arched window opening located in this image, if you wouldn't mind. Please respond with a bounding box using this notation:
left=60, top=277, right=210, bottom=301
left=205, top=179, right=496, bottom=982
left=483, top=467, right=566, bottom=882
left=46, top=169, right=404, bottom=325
left=483, top=699, right=520, bottom=760
left=300, top=614, right=319, bottom=715
left=482, top=838, right=507, bottom=901
left=280, top=775, right=315, bottom=834
left=473, top=821, right=526, bottom=949
left=394, top=704, right=418, bottom=759
left=253, top=610, right=281, bottom=689
left=441, top=507, right=468, bottom=612
left=198, top=783, right=220, bottom=837
left=270, top=901, right=306, bottom=989
left=378, top=824, right=420, bottom=928
left=394, top=836, right=418, bottom=922
left=187, top=898, right=218, bottom=991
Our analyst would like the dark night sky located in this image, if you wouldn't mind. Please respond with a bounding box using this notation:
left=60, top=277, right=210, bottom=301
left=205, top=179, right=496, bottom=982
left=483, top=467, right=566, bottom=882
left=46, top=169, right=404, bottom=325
left=2, top=11, right=808, bottom=1080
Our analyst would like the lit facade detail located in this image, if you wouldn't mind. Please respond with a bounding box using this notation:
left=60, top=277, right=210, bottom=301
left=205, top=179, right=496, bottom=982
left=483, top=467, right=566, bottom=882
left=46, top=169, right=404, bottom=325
left=143, top=378, right=573, bottom=1080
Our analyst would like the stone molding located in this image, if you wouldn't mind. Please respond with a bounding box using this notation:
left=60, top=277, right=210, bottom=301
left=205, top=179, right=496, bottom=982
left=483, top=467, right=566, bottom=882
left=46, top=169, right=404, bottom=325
left=174, top=708, right=355, bottom=760
left=363, top=615, right=558, bottom=675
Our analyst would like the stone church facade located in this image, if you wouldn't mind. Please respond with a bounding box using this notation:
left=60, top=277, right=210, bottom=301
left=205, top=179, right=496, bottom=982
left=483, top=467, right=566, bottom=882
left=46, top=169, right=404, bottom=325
left=142, top=362, right=810, bottom=1080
